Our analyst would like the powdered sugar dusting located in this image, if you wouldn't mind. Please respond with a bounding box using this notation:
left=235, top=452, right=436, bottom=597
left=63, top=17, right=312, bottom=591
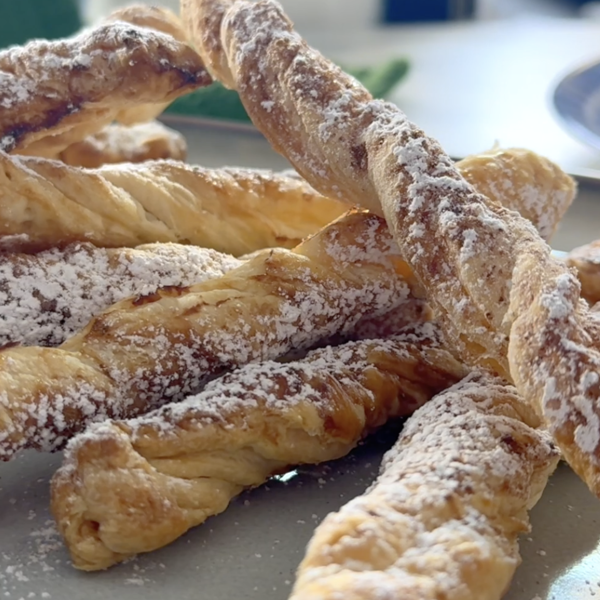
left=53, top=323, right=466, bottom=568
left=0, top=21, right=208, bottom=152
left=103, top=322, right=459, bottom=441
left=0, top=215, right=410, bottom=458
left=0, top=242, right=241, bottom=347
left=292, top=372, right=559, bottom=598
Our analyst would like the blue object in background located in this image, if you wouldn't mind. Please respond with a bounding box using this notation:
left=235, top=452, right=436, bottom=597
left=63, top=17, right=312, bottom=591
left=382, top=0, right=476, bottom=22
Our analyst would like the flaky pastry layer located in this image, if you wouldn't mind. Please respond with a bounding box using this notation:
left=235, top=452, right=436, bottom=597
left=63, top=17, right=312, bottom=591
left=51, top=323, right=468, bottom=571
left=0, top=211, right=416, bottom=459
left=0, top=242, right=241, bottom=347
left=184, top=0, right=600, bottom=498
left=291, top=372, right=559, bottom=600
left=0, top=153, right=348, bottom=255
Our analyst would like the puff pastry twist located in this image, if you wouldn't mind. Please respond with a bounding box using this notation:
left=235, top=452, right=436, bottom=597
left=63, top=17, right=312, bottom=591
left=0, top=152, right=348, bottom=254
left=0, top=20, right=210, bottom=158
left=291, top=372, right=559, bottom=600
left=0, top=211, right=416, bottom=459
left=51, top=323, right=468, bottom=571
left=0, top=242, right=241, bottom=347
left=185, top=0, right=600, bottom=497
left=56, top=121, right=188, bottom=169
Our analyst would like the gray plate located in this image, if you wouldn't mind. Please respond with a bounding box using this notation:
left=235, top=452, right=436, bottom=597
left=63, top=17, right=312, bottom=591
left=1, top=121, right=600, bottom=600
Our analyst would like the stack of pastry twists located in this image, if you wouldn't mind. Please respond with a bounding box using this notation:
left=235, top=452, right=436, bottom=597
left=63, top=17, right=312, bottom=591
left=0, top=242, right=242, bottom=347
left=0, top=3, right=588, bottom=597
left=290, top=372, right=559, bottom=600
left=183, top=0, right=600, bottom=497
left=0, top=153, right=349, bottom=254
left=0, top=142, right=578, bottom=347
left=0, top=18, right=211, bottom=158
left=51, top=323, right=469, bottom=571
left=0, top=211, right=416, bottom=459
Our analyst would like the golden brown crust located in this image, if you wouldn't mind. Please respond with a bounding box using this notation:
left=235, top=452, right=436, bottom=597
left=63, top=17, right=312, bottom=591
left=51, top=323, right=468, bottom=571
left=183, top=0, right=600, bottom=498
left=0, top=152, right=349, bottom=255
left=0, top=211, right=418, bottom=460
left=182, top=0, right=237, bottom=88
left=291, top=372, right=559, bottom=600
left=0, top=241, right=241, bottom=347
left=0, top=21, right=210, bottom=158
left=56, top=121, right=188, bottom=168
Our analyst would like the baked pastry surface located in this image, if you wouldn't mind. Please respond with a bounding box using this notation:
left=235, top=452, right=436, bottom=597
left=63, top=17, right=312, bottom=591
left=0, top=212, right=417, bottom=459
left=291, top=372, right=559, bottom=600
left=0, top=153, right=349, bottom=255
left=51, top=323, right=468, bottom=570
left=184, top=0, right=600, bottom=498
left=0, top=21, right=210, bottom=157
left=0, top=242, right=241, bottom=347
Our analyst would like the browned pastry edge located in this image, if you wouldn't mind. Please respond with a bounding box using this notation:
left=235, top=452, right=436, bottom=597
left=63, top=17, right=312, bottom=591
left=0, top=211, right=417, bottom=460
left=0, top=22, right=211, bottom=156
left=51, top=323, right=468, bottom=570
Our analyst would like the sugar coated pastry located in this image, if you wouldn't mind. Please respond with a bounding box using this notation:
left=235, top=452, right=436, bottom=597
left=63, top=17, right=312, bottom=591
left=0, top=21, right=210, bottom=158
left=0, top=153, right=349, bottom=255
left=290, top=372, right=559, bottom=600
left=0, top=242, right=241, bottom=347
left=184, top=0, right=600, bottom=498
left=56, top=121, right=188, bottom=169
left=0, top=211, right=418, bottom=460
left=51, top=323, right=468, bottom=571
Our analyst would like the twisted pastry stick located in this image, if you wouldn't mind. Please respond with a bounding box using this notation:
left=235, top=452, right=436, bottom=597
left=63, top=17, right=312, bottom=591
left=565, top=240, right=600, bottom=304
left=51, top=323, right=468, bottom=571
left=290, top=372, right=559, bottom=600
left=182, top=0, right=574, bottom=240
left=0, top=211, right=416, bottom=460
left=0, top=242, right=241, bottom=347
left=0, top=153, right=348, bottom=255
left=56, top=121, right=187, bottom=169
left=0, top=21, right=210, bottom=158
left=185, top=0, right=600, bottom=497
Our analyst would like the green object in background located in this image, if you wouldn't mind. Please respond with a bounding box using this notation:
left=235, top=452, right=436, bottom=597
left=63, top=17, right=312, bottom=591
left=0, top=0, right=82, bottom=48
left=166, top=58, right=410, bottom=122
